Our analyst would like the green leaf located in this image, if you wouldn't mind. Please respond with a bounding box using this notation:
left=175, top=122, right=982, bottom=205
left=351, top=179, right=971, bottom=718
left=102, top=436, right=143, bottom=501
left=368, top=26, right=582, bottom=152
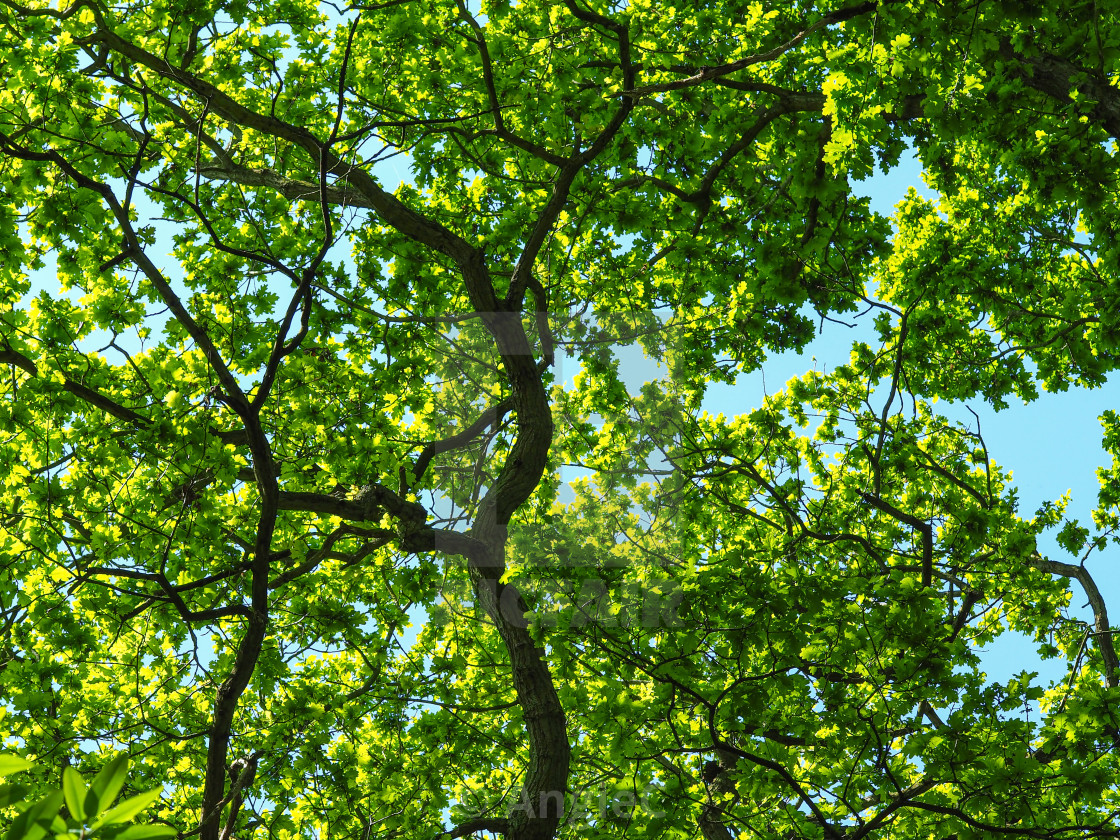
left=0, top=755, right=34, bottom=779
left=1056, top=519, right=1089, bottom=554
left=90, top=788, right=163, bottom=829
left=0, top=781, right=30, bottom=808
left=3, top=790, right=64, bottom=840
left=111, top=824, right=178, bottom=840
left=86, top=755, right=129, bottom=819
left=61, top=766, right=88, bottom=822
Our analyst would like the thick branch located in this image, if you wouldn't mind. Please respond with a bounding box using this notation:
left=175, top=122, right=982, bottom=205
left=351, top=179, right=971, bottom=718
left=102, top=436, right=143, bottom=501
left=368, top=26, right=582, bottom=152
left=1001, top=43, right=1120, bottom=139
left=197, top=164, right=375, bottom=209
left=698, top=749, right=738, bottom=840
left=442, top=818, right=511, bottom=839
left=0, top=347, right=150, bottom=426
left=1029, top=554, right=1119, bottom=688
left=77, top=19, right=573, bottom=840
left=409, top=397, right=515, bottom=490
left=0, top=134, right=283, bottom=840
left=859, top=492, right=933, bottom=588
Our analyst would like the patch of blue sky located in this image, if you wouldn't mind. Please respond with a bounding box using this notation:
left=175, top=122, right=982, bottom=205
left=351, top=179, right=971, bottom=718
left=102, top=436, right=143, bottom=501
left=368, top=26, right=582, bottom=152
left=559, top=147, right=1117, bottom=693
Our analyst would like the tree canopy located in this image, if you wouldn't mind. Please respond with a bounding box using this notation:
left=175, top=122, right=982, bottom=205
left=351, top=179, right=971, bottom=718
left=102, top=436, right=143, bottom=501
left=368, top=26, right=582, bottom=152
left=1, top=0, right=1119, bottom=839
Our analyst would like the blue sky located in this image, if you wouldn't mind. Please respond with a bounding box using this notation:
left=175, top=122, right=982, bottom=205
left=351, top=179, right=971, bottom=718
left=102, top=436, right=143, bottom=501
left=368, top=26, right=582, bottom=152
left=851, top=156, right=1119, bottom=685
left=579, top=149, right=1119, bottom=689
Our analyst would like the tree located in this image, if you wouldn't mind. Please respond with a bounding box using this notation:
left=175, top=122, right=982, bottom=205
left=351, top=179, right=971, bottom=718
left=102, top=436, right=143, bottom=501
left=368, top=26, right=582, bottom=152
left=1, top=0, right=1118, bottom=838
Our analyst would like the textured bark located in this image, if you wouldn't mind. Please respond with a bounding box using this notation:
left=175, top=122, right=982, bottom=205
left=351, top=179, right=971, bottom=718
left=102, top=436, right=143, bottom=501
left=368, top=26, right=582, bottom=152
left=697, top=751, right=738, bottom=840
left=1002, top=44, right=1120, bottom=140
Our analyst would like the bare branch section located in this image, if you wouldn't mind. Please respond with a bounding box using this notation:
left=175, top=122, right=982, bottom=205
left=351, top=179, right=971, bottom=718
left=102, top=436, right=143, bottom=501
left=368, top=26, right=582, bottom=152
left=441, top=818, right=511, bottom=839
left=859, top=492, right=933, bottom=588
left=197, top=164, right=375, bottom=209
left=1029, top=555, right=1119, bottom=688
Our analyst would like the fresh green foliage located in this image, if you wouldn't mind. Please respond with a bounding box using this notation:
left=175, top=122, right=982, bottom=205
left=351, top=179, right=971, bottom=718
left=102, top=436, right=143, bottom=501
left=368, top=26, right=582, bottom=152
left=1, top=1, right=1118, bottom=840
left=0, top=754, right=173, bottom=840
